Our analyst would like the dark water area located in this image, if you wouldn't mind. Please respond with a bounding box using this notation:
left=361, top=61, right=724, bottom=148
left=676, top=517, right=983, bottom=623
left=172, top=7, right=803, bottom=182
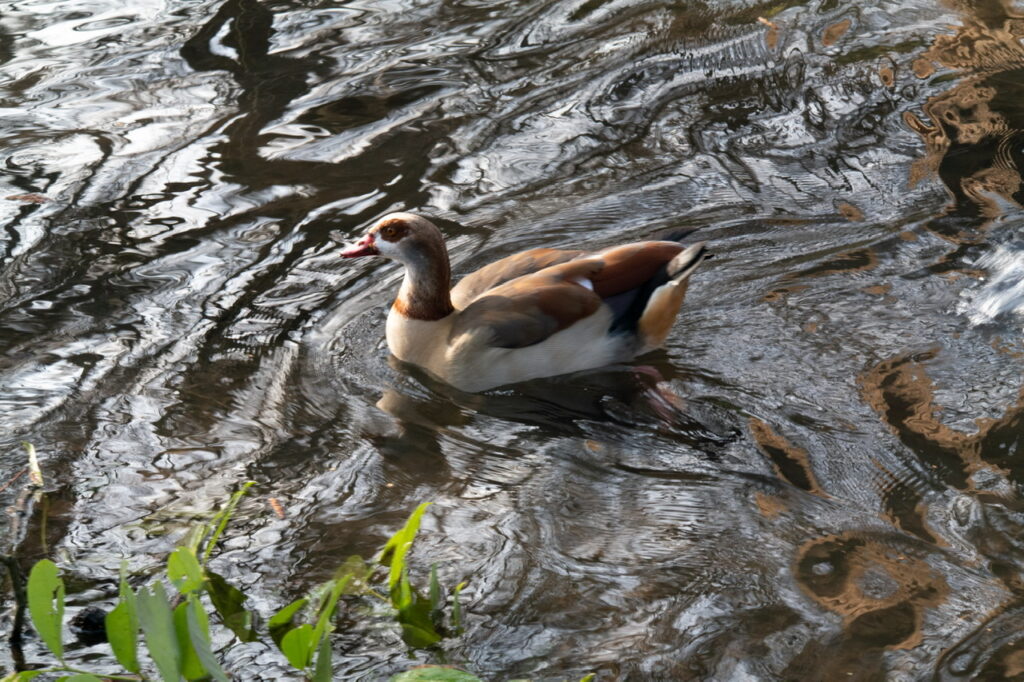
left=2, top=0, right=1024, bottom=678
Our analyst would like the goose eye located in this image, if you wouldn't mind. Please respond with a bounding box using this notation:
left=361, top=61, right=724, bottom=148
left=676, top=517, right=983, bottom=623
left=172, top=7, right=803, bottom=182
left=382, top=225, right=397, bottom=239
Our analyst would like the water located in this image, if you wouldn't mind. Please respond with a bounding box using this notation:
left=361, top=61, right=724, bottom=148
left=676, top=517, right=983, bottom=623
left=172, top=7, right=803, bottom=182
left=2, top=0, right=1024, bottom=678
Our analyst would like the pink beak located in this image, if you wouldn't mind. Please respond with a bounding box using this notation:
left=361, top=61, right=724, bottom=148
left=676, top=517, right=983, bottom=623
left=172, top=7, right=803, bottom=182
left=340, top=234, right=378, bottom=258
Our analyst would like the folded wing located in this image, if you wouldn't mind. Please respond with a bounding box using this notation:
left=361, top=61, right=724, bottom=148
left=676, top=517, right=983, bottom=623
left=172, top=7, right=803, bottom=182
left=450, top=240, right=697, bottom=350
left=450, top=247, right=584, bottom=309
left=451, top=259, right=604, bottom=349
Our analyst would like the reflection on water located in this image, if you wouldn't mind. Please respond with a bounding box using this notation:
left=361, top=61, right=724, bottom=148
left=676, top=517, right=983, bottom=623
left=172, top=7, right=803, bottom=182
left=2, top=0, right=1024, bottom=678
left=907, top=0, right=1024, bottom=226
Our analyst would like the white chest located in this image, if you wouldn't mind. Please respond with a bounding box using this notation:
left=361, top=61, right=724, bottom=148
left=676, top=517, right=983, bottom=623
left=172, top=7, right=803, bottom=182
left=385, top=307, right=452, bottom=370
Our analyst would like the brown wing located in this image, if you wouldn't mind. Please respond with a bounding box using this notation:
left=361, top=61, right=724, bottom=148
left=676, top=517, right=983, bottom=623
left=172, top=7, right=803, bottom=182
left=450, top=259, right=604, bottom=349
left=590, top=241, right=685, bottom=297
left=450, top=247, right=585, bottom=309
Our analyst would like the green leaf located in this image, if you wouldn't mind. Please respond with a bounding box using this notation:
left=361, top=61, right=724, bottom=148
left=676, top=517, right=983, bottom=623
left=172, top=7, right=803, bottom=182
left=168, top=548, right=205, bottom=595
left=451, top=582, right=465, bottom=635
left=105, top=561, right=139, bottom=673
left=428, top=564, right=441, bottom=614
left=400, top=620, right=442, bottom=649
left=202, top=481, right=255, bottom=565
left=55, top=675, right=104, bottom=682
left=280, top=623, right=314, bottom=669
left=186, top=595, right=230, bottom=682
left=268, top=597, right=308, bottom=649
left=399, top=592, right=442, bottom=649
left=185, top=522, right=212, bottom=556
left=311, top=575, right=350, bottom=651
left=136, top=581, right=181, bottom=682
left=106, top=604, right=138, bottom=672
left=579, top=675, right=596, bottom=682
left=388, top=667, right=484, bottom=682
left=4, top=672, right=44, bottom=681
left=378, top=502, right=432, bottom=594
left=27, top=559, right=64, bottom=660
left=393, top=572, right=442, bottom=649
left=337, top=555, right=373, bottom=595
left=311, top=632, right=333, bottom=682
left=304, top=580, right=333, bottom=618
left=205, top=570, right=256, bottom=642
left=174, top=600, right=207, bottom=680
left=396, top=569, right=414, bottom=611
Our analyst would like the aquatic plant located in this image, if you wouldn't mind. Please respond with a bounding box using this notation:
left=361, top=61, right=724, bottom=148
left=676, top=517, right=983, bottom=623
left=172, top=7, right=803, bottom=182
left=3, top=444, right=595, bottom=682
left=3, top=490, right=474, bottom=681
left=378, top=502, right=465, bottom=649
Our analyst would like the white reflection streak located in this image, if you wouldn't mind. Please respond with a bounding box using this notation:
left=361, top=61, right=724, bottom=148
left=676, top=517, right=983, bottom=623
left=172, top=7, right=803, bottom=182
left=960, top=245, right=1024, bottom=326
left=209, top=19, right=239, bottom=60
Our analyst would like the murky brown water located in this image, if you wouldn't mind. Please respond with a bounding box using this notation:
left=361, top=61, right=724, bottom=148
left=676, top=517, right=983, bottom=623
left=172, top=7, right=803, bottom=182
left=3, top=0, right=1024, bottom=679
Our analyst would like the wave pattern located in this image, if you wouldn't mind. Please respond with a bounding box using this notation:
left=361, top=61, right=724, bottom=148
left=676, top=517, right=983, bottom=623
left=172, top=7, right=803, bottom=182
left=2, top=0, right=1024, bottom=678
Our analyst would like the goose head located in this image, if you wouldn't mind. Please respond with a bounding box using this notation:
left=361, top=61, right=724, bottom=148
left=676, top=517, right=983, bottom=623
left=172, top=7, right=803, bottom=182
left=341, top=212, right=454, bottom=320
left=340, top=212, right=447, bottom=267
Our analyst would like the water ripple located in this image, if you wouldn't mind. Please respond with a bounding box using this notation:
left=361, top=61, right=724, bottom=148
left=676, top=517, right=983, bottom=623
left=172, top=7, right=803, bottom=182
left=3, top=0, right=1024, bottom=678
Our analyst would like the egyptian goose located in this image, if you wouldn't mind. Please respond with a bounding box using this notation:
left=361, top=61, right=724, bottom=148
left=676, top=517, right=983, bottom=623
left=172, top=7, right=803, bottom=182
left=341, top=213, right=707, bottom=392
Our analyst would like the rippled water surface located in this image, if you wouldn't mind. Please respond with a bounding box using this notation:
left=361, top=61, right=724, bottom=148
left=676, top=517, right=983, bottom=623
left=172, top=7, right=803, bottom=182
left=3, top=0, right=1024, bottom=678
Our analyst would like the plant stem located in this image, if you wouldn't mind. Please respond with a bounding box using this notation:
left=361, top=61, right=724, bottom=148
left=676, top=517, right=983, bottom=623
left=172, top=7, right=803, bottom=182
left=25, top=666, right=144, bottom=681
left=2, top=553, right=27, bottom=667
left=64, top=665, right=145, bottom=680
left=366, top=588, right=388, bottom=602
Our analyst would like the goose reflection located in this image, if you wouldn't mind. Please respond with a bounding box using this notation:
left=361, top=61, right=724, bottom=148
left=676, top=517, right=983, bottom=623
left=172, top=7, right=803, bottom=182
left=374, top=353, right=733, bottom=457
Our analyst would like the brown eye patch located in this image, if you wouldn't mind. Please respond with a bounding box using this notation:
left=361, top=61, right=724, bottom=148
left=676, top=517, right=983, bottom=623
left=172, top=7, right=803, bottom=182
left=377, top=218, right=409, bottom=242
